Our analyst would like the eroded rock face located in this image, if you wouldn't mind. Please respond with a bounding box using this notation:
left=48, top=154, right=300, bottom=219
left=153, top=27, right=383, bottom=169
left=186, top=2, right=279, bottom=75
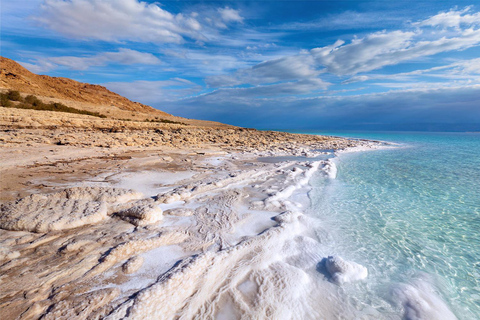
left=0, top=187, right=143, bottom=233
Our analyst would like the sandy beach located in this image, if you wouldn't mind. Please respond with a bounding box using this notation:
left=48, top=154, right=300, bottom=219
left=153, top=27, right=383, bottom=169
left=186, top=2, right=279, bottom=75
left=0, top=107, right=384, bottom=319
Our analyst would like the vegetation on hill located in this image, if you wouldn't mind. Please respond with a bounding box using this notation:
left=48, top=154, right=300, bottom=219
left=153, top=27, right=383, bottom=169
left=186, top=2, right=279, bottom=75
left=144, top=118, right=187, bottom=125
left=1, top=90, right=107, bottom=118
left=1, top=90, right=188, bottom=125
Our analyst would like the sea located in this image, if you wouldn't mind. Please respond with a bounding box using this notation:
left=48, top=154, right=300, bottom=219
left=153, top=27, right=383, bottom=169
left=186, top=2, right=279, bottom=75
left=296, top=131, right=479, bottom=319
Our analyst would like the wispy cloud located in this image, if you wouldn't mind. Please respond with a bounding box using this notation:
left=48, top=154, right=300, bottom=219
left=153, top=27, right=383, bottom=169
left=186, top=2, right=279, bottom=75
left=104, top=78, right=202, bottom=103
left=311, top=28, right=480, bottom=75
left=206, top=54, right=320, bottom=87
left=37, top=0, right=204, bottom=43
left=277, top=10, right=407, bottom=31
left=218, top=7, right=244, bottom=25
left=4, top=2, right=480, bottom=130
left=204, top=6, right=480, bottom=94
left=342, top=57, right=480, bottom=84
left=415, top=6, right=480, bottom=28
left=20, top=49, right=161, bottom=72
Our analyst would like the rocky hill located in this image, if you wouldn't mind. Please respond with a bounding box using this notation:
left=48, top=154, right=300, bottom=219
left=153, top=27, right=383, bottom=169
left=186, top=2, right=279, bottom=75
left=0, top=56, right=228, bottom=127
left=0, top=57, right=165, bottom=114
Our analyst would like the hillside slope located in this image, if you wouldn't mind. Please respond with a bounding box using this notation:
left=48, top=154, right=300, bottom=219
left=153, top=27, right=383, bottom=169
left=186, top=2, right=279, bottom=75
left=0, top=56, right=170, bottom=115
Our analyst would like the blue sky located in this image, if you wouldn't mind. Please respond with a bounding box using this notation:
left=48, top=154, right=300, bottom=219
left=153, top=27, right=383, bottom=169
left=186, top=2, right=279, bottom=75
left=2, top=0, right=480, bottom=130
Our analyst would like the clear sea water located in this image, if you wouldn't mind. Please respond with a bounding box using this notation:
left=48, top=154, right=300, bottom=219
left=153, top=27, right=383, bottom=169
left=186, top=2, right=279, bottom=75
left=301, top=131, right=479, bottom=319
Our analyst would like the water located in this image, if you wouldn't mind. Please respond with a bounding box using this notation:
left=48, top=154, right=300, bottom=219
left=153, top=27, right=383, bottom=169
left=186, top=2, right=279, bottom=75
left=305, top=132, right=480, bottom=319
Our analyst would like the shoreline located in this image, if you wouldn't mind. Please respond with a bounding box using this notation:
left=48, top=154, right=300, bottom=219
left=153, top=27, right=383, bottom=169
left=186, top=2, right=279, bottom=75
left=0, top=122, right=385, bottom=319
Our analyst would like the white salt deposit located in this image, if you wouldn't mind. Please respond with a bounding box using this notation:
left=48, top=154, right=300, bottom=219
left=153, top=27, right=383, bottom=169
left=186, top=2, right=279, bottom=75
left=0, top=187, right=143, bottom=232
left=323, top=159, right=337, bottom=179
left=325, top=255, right=368, bottom=284
left=109, top=170, right=196, bottom=197
left=116, top=204, right=163, bottom=226
left=4, top=142, right=424, bottom=319
left=122, top=256, right=144, bottom=274
left=0, top=245, right=20, bottom=261
left=264, top=161, right=321, bottom=208
left=391, top=276, right=458, bottom=320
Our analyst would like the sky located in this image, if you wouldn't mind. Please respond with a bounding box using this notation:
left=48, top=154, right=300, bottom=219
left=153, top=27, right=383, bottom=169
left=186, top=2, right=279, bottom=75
left=1, top=0, right=480, bottom=131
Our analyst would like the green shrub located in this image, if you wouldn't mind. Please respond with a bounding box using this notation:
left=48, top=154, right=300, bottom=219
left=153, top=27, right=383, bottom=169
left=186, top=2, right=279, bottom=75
left=0, top=93, right=107, bottom=118
left=24, top=95, right=42, bottom=105
left=7, top=90, right=22, bottom=101
left=0, top=94, right=13, bottom=107
left=144, top=118, right=187, bottom=125
left=15, top=102, right=34, bottom=109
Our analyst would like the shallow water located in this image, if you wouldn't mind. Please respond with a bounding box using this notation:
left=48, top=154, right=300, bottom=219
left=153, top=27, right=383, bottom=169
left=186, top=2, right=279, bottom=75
left=304, top=132, right=480, bottom=319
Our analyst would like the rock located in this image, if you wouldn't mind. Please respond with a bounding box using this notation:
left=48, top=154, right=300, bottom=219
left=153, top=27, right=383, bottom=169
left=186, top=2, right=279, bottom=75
left=122, top=256, right=144, bottom=274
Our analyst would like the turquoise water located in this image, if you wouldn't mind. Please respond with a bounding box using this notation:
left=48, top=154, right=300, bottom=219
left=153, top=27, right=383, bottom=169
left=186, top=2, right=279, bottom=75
left=305, top=132, right=480, bottom=319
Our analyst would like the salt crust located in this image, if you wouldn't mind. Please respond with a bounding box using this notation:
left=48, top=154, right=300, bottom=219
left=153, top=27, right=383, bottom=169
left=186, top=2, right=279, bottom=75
left=3, top=140, right=447, bottom=320
left=122, top=256, right=145, bottom=274
left=0, top=187, right=143, bottom=232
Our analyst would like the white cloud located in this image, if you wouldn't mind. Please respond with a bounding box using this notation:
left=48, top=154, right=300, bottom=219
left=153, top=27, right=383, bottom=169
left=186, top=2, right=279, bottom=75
left=311, top=27, right=480, bottom=75
left=19, top=60, right=56, bottom=74
left=37, top=0, right=205, bottom=43
left=162, top=49, right=249, bottom=75
left=455, top=57, right=480, bottom=73
left=104, top=78, right=202, bottom=103
left=218, top=7, right=244, bottom=24
left=416, top=6, right=480, bottom=29
left=203, top=78, right=329, bottom=99
left=202, top=7, right=480, bottom=93
left=22, top=49, right=161, bottom=71
left=342, top=57, right=480, bottom=84
left=206, top=54, right=320, bottom=87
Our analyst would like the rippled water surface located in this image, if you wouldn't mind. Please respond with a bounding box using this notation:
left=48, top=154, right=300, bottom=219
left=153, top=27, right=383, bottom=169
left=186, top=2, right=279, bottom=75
left=304, top=132, right=480, bottom=319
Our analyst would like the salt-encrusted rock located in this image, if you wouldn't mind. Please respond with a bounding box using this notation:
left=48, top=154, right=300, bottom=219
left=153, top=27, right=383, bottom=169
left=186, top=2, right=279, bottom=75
left=116, top=204, right=163, bottom=226
left=0, top=187, right=143, bottom=233
left=42, top=288, right=120, bottom=320
left=0, top=195, right=108, bottom=233
left=59, top=186, right=143, bottom=203
left=122, top=256, right=144, bottom=274
left=0, top=245, right=20, bottom=261
left=164, top=208, right=193, bottom=216
left=325, top=255, right=368, bottom=284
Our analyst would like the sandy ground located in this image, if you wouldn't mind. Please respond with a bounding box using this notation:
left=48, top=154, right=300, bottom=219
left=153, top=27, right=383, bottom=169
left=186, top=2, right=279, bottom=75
left=0, top=121, right=384, bottom=320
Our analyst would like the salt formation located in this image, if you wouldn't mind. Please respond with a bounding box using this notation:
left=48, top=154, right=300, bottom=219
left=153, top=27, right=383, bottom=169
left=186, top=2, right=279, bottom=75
left=391, top=276, right=458, bottom=320
left=115, top=203, right=163, bottom=226
left=323, top=159, right=337, bottom=179
left=264, top=161, right=321, bottom=209
left=122, top=256, right=144, bottom=274
left=0, top=146, right=389, bottom=320
left=0, top=244, right=20, bottom=261
left=325, top=255, right=368, bottom=284
left=0, top=187, right=143, bottom=232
